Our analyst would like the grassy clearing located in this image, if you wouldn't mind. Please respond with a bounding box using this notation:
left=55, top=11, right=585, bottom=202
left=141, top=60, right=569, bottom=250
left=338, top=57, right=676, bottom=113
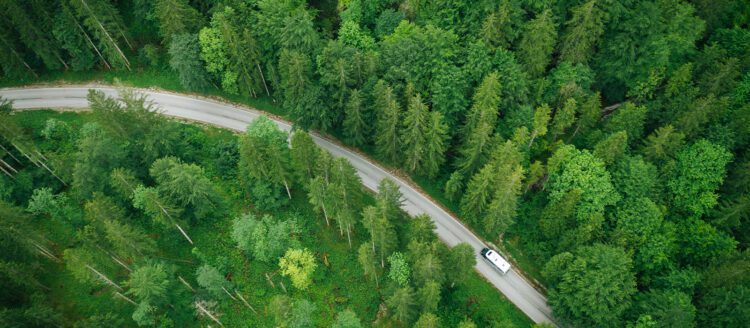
left=12, top=110, right=533, bottom=327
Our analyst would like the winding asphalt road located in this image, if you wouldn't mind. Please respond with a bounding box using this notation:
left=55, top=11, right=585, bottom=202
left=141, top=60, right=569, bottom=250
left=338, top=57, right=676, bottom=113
left=0, top=86, right=555, bottom=325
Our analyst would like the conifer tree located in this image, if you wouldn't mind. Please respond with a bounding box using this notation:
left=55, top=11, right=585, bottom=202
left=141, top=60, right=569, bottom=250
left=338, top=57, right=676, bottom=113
left=559, top=0, right=606, bottom=64
left=387, top=287, right=416, bottom=324
left=518, top=10, right=557, bottom=77
left=154, top=0, right=203, bottom=43
left=551, top=98, right=577, bottom=140
left=423, top=111, right=449, bottom=178
left=528, top=104, right=552, bottom=148
left=343, top=89, right=367, bottom=147
left=456, top=73, right=501, bottom=177
left=373, top=80, right=401, bottom=163
left=290, top=130, right=320, bottom=186
left=401, top=93, right=430, bottom=174
left=69, top=0, right=132, bottom=70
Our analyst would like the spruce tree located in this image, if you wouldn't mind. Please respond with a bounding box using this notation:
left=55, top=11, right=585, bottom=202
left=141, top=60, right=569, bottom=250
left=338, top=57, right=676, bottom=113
left=401, top=93, right=430, bottom=174
left=343, top=89, right=367, bottom=147
left=456, top=73, right=502, bottom=177
left=374, top=80, right=401, bottom=163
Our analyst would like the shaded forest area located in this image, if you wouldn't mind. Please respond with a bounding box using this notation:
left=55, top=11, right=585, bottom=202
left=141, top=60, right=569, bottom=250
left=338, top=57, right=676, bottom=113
left=2, top=0, right=750, bottom=327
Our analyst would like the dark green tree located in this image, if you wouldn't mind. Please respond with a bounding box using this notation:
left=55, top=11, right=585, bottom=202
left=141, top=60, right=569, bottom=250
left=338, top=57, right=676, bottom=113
left=343, top=89, right=367, bottom=147
left=168, top=33, right=211, bottom=91
left=518, top=10, right=557, bottom=77
left=373, top=80, right=401, bottom=163
left=559, top=0, right=607, bottom=64
left=153, top=0, right=202, bottom=43
left=456, top=72, right=501, bottom=177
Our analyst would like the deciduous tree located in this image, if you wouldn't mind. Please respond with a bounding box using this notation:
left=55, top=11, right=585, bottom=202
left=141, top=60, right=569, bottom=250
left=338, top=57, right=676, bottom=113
left=668, top=140, right=732, bottom=217
left=543, top=244, right=636, bottom=328
left=387, top=251, right=410, bottom=286
left=279, top=248, right=317, bottom=290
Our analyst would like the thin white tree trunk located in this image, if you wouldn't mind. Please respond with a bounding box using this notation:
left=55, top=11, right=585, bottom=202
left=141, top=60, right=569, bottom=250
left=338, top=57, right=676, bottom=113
left=175, top=223, right=194, bottom=244
left=31, top=241, right=60, bottom=261
left=235, top=291, right=257, bottom=314
left=0, top=144, right=22, bottom=164
left=178, top=275, right=195, bottom=292
left=195, top=301, right=224, bottom=327
left=283, top=180, right=292, bottom=199
left=55, top=53, right=69, bottom=70
left=0, top=159, right=18, bottom=173
left=0, top=36, right=37, bottom=77
left=527, top=131, right=537, bottom=148
left=346, top=224, right=352, bottom=248
left=321, top=203, right=330, bottom=226
left=222, top=287, right=238, bottom=301
left=110, top=255, right=132, bottom=272
left=69, top=10, right=111, bottom=69
left=264, top=272, right=275, bottom=289
left=257, top=63, right=271, bottom=97
left=114, top=291, right=137, bottom=305
left=86, top=264, right=123, bottom=290
left=78, top=0, right=130, bottom=71
left=0, top=165, right=14, bottom=178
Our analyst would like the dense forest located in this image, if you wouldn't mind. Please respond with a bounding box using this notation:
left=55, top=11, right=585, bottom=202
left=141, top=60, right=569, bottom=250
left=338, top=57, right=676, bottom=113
left=2, top=0, right=750, bottom=327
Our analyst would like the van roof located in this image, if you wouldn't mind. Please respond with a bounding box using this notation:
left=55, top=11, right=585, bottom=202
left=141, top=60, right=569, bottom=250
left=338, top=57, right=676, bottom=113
left=485, top=250, right=511, bottom=273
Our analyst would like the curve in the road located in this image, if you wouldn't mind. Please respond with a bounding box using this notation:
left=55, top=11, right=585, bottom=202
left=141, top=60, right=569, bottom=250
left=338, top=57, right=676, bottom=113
left=0, top=86, right=556, bottom=325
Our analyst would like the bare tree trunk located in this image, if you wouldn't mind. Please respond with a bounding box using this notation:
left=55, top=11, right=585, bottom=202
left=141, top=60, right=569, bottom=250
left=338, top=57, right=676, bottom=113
left=110, top=255, right=132, bottom=272
left=279, top=281, right=287, bottom=294
left=527, top=131, right=537, bottom=148
left=175, top=223, right=194, bottom=244
left=0, top=144, right=22, bottom=164
left=257, top=63, right=271, bottom=97
left=114, top=291, right=137, bottom=305
left=195, top=301, right=224, bottom=327
left=235, top=291, right=257, bottom=314
left=31, top=241, right=60, bottom=262
left=55, top=53, right=69, bottom=71
left=178, top=276, right=195, bottom=292
left=0, top=36, right=38, bottom=77
left=346, top=224, right=352, bottom=248
left=0, top=159, right=18, bottom=173
left=283, top=180, right=292, bottom=199
left=222, top=287, right=238, bottom=301
left=78, top=0, right=131, bottom=71
left=68, top=11, right=111, bottom=69
left=86, top=264, right=123, bottom=290
left=0, top=165, right=14, bottom=179
left=321, top=204, right=330, bottom=226
left=264, top=273, right=275, bottom=289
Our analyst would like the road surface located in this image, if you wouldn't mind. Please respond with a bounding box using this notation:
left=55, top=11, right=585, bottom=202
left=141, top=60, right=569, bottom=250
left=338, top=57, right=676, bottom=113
left=0, top=86, right=556, bottom=325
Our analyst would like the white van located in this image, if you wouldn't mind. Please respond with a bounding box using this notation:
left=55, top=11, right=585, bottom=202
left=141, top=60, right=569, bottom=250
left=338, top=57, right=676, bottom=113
left=481, top=247, right=511, bottom=274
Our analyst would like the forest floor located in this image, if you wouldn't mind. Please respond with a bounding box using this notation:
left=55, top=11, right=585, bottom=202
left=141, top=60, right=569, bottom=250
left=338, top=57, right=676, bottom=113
left=12, top=109, right=533, bottom=327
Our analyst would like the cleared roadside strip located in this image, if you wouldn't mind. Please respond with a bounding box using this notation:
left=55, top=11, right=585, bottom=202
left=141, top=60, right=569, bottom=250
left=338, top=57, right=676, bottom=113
left=1, top=86, right=556, bottom=325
